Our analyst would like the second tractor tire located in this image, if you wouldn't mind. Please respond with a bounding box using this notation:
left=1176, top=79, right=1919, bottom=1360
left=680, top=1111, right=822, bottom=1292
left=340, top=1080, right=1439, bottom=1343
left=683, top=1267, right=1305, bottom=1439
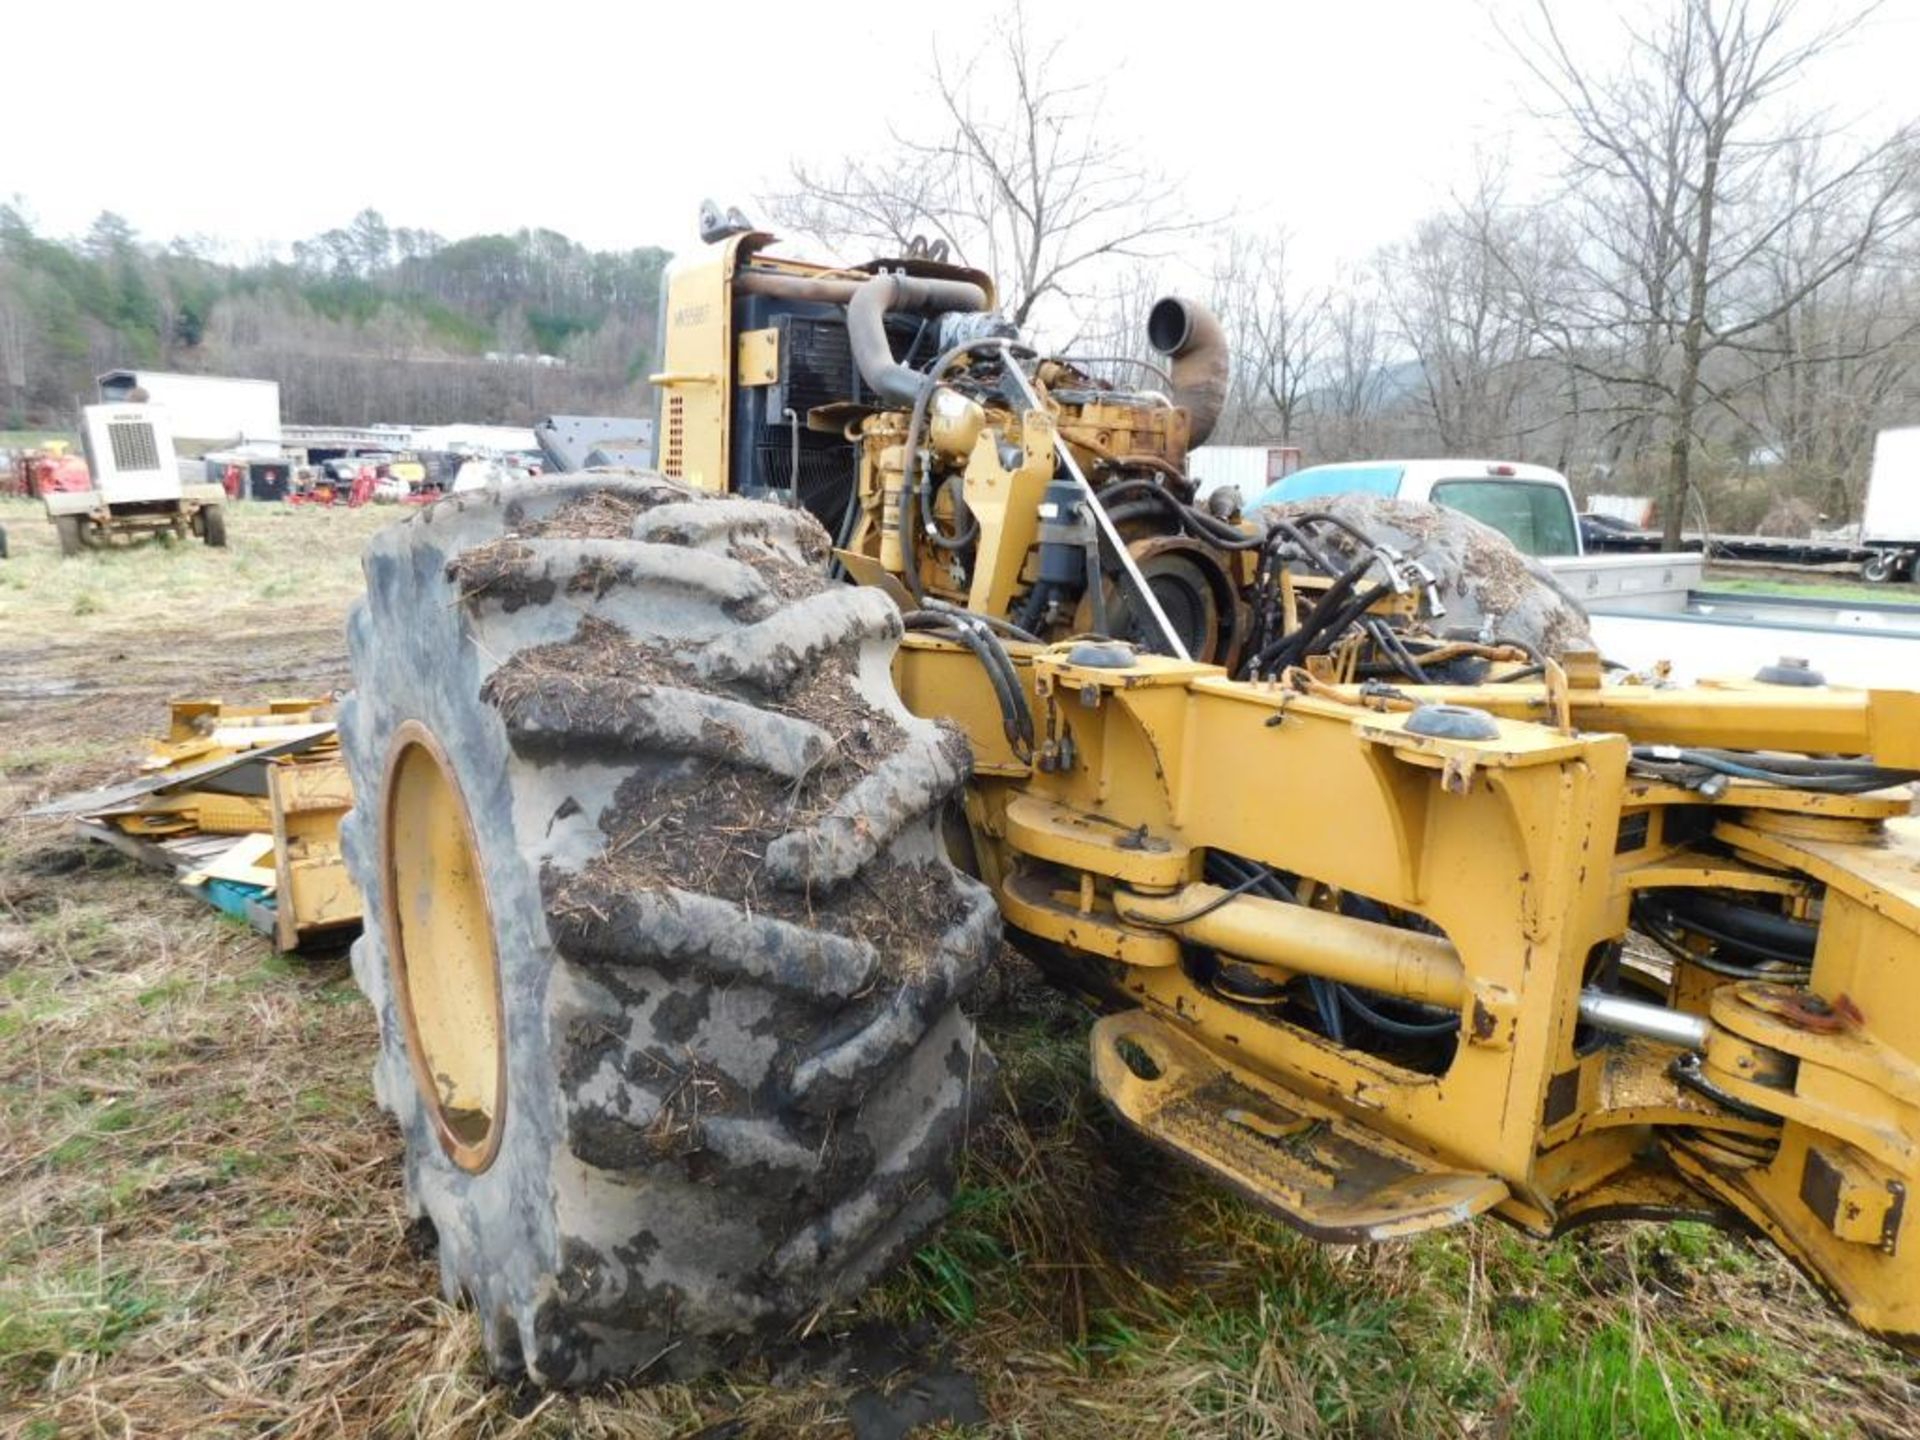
left=338, top=473, right=998, bottom=1387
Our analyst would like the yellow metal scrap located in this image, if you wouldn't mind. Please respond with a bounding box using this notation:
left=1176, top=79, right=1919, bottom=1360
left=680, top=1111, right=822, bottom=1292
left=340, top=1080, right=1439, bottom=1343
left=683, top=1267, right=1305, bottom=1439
left=83, top=698, right=362, bottom=950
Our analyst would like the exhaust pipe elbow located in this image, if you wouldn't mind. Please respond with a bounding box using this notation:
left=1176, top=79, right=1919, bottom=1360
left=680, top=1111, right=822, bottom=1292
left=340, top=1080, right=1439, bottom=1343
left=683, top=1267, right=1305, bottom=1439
left=1147, top=296, right=1229, bottom=449
left=847, top=273, right=989, bottom=407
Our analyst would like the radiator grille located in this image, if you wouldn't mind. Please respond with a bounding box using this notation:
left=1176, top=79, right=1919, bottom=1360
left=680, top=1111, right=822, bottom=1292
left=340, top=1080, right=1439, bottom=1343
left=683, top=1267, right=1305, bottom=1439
left=107, top=420, right=161, bottom=473
left=774, top=316, right=856, bottom=416
left=663, top=395, right=684, bottom=478
left=755, top=443, right=855, bottom=528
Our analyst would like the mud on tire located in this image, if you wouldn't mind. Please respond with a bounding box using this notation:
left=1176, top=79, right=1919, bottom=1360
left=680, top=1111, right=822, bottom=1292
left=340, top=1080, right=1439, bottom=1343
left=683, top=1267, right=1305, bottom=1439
left=338, top=473, right=999, bottom=1387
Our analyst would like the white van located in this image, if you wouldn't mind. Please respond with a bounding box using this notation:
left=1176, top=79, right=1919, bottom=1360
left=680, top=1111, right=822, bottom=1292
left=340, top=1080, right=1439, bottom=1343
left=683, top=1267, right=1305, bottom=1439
left=1248, top=459, right=1583, bottom=558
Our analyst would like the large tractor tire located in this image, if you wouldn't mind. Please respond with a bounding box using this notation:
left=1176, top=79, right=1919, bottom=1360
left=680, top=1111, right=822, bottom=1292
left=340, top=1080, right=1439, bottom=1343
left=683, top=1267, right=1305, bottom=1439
left=337, top=473, right=998, bottom=1387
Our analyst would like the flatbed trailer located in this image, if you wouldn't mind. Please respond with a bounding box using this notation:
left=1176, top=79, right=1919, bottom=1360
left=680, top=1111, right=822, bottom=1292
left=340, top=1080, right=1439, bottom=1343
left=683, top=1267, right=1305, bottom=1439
left=1549, top=551, right=1920, bottom=685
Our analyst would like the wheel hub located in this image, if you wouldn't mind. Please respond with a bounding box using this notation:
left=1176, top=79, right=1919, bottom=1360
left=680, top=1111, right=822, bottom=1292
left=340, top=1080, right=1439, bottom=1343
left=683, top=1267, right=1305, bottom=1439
left=380, top=721, right=506, bottom=1172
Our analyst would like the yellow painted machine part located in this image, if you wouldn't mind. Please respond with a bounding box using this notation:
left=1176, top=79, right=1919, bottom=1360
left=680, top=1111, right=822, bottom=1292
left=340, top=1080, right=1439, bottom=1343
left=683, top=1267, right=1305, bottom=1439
left=97, top=698, right=362, bottom=949
left=268, top=753, right=358, bottom=953
left=650, top=234, right=757, bottom=489
left=893, top=636, right=1920, bottom=1343
left=1119, top=884, right=1468, bottom=1008
left=380, top=724, right=505, bottom=1173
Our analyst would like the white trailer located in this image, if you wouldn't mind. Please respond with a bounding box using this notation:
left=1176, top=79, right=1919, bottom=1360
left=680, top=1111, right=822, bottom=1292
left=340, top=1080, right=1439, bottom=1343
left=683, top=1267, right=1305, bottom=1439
left=1860, top=427, right=1920, bottom=581
left=96, top=370, right=282, bottom=452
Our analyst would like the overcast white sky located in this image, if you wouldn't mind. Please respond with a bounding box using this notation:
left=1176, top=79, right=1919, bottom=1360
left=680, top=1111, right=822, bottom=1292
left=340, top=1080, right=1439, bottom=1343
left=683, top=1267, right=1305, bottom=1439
left=7, top=0, right=1916, bottom=294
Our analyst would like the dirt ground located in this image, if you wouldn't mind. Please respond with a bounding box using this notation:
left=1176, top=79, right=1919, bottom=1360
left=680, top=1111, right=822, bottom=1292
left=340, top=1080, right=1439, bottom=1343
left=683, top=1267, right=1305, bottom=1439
left=3, top=495, right=1919, bottom=1438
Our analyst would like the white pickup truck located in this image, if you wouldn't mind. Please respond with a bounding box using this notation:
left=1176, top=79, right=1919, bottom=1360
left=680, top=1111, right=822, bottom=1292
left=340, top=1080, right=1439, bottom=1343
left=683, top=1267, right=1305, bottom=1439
left=1247, top=458, right=1920, bottom=687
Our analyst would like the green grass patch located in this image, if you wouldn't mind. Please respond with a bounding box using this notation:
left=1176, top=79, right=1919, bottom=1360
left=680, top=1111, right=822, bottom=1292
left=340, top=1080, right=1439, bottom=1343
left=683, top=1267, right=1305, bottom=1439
left=1705, top=576, right=1920, bottom=606
left=0, top=1269, right=162, bottom=1391
left=1517, top=1319, right=1731, bottom=1439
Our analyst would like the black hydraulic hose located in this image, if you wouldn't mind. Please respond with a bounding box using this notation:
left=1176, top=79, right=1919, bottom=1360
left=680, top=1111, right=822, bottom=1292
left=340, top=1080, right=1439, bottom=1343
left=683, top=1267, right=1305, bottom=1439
left=1205, top=852, right=1297, bottom=904
left=925, top=473, right=979, bottom=551
left=1633, top=902, right=1812, bottom=978
left=826, top=472, right=863, bottom=582
left=1181, top=507, right=1269, bottom=551
left=1257, top=572, right=1391, bottom=674
left=1630, top=745, right=1920, bottom=794
left=922, top=596, right=1040, bottom=644
left=1647, top=893, right=1817, bottom=964
left=1118, top=867, right=1273, bottom=927
left=1300, top=581, right=1396, bottom=657
left=1091, top=481, right=1267, bottom=552
left=1336, top=985, right=1460, bottom=1039
left=1364, top=619, right=1431, bottom=683
left=1200, top=853, right=1447, bottom=1041
left=939, top=610, right=1031, bottom=738
left=1685, top=750, right=1907, bottom=779
left=1293, top=510, right=1389, bottom=553
left=904, top=610, right=1033, bottom=760
left=1100, top=500, right=1165, bottom=529
left=939, top=614, right=1031, bottom=754
left=1255, top=555, right=1374, bottom=668
left=1262, top=518, right=1344, bottom=575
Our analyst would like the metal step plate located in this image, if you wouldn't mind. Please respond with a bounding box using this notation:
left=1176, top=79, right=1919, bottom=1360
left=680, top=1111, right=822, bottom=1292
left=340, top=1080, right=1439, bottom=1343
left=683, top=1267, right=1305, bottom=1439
left=1092, top=1010, right=1508, bottom=1242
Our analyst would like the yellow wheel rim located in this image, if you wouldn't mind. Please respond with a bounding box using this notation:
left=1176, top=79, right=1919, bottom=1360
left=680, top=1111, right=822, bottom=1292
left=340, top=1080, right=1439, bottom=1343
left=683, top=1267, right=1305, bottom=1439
left=381, top=721, right=506, bottom=1172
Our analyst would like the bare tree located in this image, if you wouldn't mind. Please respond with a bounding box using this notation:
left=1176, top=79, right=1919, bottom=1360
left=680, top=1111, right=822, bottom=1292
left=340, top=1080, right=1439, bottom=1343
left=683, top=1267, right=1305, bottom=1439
left=1058, top=260, right=1166, bottom=387
left=1313, top=269, right=1392, bottom=461
left=1381, top=193, right=1538, bottom=456
left=1209, top=231, right=1329, bottom=446
left=766, top=3, right=1203, bottom=329
left=1507, top=0, right=1920, bottom=543
left=1735, top=138, right=1920, bottom=520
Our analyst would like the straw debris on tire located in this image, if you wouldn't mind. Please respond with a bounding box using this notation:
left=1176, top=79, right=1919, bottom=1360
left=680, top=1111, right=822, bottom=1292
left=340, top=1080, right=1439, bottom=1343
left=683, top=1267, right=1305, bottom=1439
left=338, top=472, right=998, bottom=1387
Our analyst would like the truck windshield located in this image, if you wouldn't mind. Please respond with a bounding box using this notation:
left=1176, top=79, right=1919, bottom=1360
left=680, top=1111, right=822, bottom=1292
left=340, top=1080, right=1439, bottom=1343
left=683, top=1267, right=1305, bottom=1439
left=1429, top=480, right=1579, bottom=557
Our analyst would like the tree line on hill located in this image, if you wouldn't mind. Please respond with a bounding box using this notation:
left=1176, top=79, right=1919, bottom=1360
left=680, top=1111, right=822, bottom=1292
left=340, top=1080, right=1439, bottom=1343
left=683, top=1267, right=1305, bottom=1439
left=0, top=205, right=669, bottom=433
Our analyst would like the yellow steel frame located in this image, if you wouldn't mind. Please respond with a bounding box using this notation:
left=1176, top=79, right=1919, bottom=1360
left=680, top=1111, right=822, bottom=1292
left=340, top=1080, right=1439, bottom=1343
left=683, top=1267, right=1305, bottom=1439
left=895, top=639, right=1920, bottom=1343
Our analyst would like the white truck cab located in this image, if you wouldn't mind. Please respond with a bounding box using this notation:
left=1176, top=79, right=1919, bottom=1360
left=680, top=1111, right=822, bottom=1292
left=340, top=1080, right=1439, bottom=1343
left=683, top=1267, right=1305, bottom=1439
left=1250, top=459, right=1583, bottom=558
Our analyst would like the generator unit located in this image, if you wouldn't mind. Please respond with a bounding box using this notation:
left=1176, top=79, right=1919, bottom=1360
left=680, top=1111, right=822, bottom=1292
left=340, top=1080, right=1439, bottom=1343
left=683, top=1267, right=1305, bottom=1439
left=44, top=403, right=229, bottom=555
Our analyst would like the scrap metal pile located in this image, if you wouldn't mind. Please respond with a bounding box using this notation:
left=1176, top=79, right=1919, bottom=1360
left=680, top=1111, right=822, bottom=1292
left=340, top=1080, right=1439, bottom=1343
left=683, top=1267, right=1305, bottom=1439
left=33, top=699, right=360, bottom=951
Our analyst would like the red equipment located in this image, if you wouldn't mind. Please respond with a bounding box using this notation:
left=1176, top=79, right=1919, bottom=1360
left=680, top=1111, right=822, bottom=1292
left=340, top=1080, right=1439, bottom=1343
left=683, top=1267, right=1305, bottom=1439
left=8, top=448, right=90, bottom=498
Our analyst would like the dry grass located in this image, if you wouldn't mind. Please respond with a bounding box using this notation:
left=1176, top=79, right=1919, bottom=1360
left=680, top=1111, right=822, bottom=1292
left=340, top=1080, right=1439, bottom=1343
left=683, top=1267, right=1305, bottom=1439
left=3, top=500, right=1918, bottom=1437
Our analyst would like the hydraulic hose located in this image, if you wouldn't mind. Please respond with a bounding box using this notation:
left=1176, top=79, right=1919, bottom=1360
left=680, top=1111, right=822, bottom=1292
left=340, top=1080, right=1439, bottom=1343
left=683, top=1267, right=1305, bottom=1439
left=1638, top=893, right=1817, bottom=967
left=903, top=609, right=1034, bottom=761
left=1629, top=745, right=1920, bottom=795
left=897, top=337, right=1028, bottom=602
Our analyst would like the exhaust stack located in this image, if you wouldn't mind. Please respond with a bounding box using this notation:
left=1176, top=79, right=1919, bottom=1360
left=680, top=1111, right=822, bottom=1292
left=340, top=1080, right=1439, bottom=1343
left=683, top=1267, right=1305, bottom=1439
left=1147, top=296, right=1229, bottom=449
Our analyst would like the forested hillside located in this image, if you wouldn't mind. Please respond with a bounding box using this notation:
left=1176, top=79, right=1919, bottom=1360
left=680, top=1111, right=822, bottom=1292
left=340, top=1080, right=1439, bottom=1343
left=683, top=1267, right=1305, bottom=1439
left=0, top=207, right=669, bottom=429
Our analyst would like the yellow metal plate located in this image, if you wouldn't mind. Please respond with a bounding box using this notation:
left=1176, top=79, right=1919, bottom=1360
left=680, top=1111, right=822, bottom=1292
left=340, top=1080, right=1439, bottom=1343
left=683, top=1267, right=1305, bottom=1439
left=736, top=327, right=779, bottom=387
left=1092, top=1009, right=1508, bottom=1242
